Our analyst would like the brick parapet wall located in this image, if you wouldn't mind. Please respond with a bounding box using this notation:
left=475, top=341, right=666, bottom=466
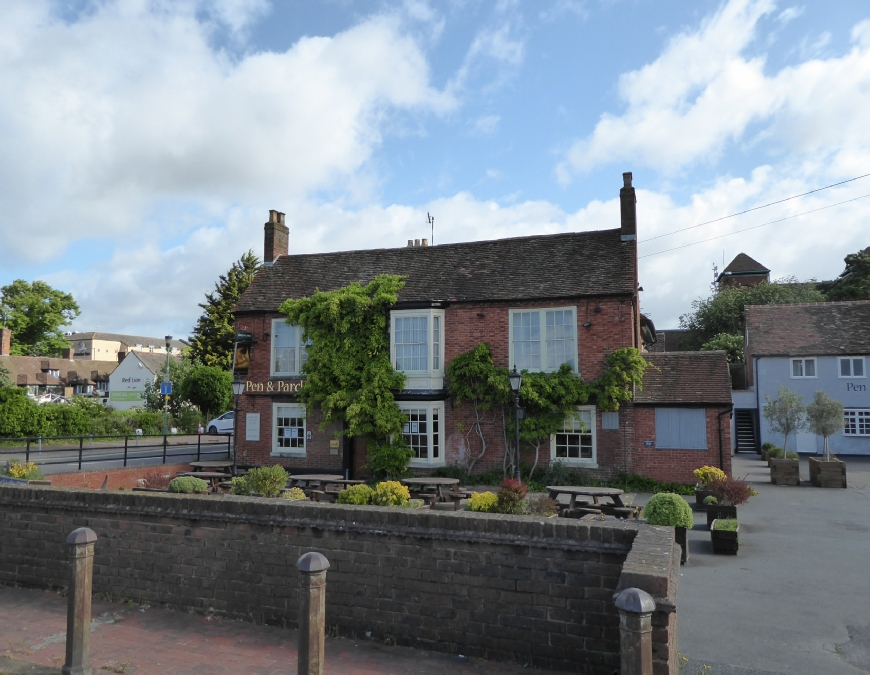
left=0, top=486, right=674, bottom=673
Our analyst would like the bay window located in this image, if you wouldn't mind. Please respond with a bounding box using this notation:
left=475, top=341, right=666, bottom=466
left=390, top=309, right=445, bottom=389
left=399, top=402, right=444, bottom=467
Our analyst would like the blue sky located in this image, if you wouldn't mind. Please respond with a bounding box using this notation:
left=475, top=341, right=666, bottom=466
left=1, top=0, right=869, bottom=340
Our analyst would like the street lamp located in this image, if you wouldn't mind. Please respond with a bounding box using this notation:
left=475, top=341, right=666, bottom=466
left=508, top=366, right=523, bottom=482
left=231, top=378, right=245, bottom=477
left=162, top=336, right=172, bottom=439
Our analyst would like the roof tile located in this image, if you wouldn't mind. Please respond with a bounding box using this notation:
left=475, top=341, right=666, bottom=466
left=635, top=351, right=732, bottom=405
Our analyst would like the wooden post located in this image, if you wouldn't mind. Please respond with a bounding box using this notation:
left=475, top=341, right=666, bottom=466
left=297, top=552, right=330, bottom=675
left=62, top=528, right=98, bottom=675
left=614, top=587, right=655, bottom=675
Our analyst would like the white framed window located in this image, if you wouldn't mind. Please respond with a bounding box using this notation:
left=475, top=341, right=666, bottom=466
left=509, top=307, right=576, bottom=373
left=839, top=357, right=866, bottom=378
left=655, top=408, right=707, bottom=449
left=550, top=406, right=596, bottom=466
left=791, top=358, right=816, bottom=378
left=272, top=403, right=306, bottom=456
left=390, top=309, right=445, bottom=389
left=399, top=402, right=444, bottom=467
left=844, top=409, right=870, bottom=436
left=271, top=319, right=308, bottom=376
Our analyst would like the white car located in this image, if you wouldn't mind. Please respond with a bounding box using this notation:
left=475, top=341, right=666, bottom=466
left=206, top=411, right=234, bottom=435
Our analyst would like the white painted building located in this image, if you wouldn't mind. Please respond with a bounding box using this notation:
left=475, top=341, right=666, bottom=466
left=107, top=352, right=178, bottom=411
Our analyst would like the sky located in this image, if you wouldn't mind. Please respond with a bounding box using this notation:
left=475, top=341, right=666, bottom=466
left=1, top=0, right=869, bottom=340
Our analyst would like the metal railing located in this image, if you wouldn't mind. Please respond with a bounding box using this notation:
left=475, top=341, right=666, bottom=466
left=0, top=433, right=233, bottom=471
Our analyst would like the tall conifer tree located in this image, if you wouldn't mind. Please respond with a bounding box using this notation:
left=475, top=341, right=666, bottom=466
left=189, top=250, right=261, bottom=370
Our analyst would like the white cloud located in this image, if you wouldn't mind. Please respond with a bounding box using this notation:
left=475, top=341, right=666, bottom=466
left=556, top=0, right=870, bottom=181
left=472, top=114, right=501, bottom=134
left=0, top=1, right=454, bottom=264
left=777, top=6, right=804, bottom=25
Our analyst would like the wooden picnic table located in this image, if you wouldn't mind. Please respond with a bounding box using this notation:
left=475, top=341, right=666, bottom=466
left=188, top=460, right=234, bottom=471
left=290, top=474, right=345, bottom=489
left=401, top=477, right=460, bottom=502
left=546, top=486, right=626, bottom=511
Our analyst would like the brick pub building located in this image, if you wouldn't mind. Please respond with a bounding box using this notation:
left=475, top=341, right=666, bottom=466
left=232, top=173, right=732, bottom=482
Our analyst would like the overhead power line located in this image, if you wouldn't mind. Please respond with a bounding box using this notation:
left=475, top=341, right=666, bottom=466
left=640, top=172, right=870, bottom=243
left=639, top=193, right=870, bottom=259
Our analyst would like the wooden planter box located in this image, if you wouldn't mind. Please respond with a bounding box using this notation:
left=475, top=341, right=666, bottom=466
left=809, top=457, right=846, bottom=488
left=770, top=458, right=800, bottom=486
left=711, top=520, right=739, bottom=555
left=674, top=526, right=688, bottom=565
left=695, top=488, right=713, bottom=510
left=761, top=450, right=769, bottom=462
left=706, top=504, right=737, bottom=529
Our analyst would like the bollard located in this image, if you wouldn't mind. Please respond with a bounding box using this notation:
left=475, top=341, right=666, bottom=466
left=62, top=528, right=98, bottom=675
left=614, top=587, right=656, bottom=675
left=296, top=552, right=330, bottom=675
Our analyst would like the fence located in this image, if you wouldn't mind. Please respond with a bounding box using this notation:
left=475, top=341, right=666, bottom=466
left=0, top=433, right=232, bottom=472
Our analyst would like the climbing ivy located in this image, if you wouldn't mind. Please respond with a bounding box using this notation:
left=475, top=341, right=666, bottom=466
left=279, top=275, right=408, bottom=440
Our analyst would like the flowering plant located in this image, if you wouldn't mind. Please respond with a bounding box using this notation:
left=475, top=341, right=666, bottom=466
left=693, top=466, right=726, bottom=487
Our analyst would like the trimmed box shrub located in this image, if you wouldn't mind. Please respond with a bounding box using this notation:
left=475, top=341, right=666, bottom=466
left=168, top=477, right=208, bottom=494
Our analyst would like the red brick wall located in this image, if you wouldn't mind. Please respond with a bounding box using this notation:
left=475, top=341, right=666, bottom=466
left=48, top=464, right=190, bottom=490
left=631, top=406, right=733, bottom=483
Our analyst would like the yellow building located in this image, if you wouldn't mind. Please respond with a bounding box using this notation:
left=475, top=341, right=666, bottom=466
left=65, top=332, right=187, bottom=361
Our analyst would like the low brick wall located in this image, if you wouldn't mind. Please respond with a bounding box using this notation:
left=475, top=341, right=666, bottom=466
left=0, top=486, right=679, bottom=673
left=47, top=464, right=190, bottom=490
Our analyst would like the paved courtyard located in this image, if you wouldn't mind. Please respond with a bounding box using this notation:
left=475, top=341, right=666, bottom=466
left=677, top=453, right=870, bottom=675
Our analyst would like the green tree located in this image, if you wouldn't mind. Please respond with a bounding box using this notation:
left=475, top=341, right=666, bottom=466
left=280, top=274, right=408, bottom=444
left=141, top=354, right=197, bottom=416
left=0, top=361, right=11, bottom=388
left=818, top=247, right=870, bottom=301
left=701, top=333, right=745, bottom=363
left=762, top=385, right=807, bottom=452
left=0, top=280, right=80, bottom=356
left=805, top=391, right=845, bottom=461
left=180, top=365, right=233, bottom=419
left=189, top=250, right=261, bottom=370
left=679, top=278, right=825, bottom=350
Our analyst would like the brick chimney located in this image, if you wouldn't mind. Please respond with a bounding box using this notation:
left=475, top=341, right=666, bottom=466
left=0, top=328, right=10, bottom=356
left=264, top=210, right=289, bottom=263
left=620, top=172, right=637, bottom=241
left=62, top=347, right=74, bottom=361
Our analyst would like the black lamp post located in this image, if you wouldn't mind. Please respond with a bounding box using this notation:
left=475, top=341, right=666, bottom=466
left=508, top=365, right=523, bottom=482
left=162, top=336, right=172, bottom=439
left=231, top=378, right=245, bottom=477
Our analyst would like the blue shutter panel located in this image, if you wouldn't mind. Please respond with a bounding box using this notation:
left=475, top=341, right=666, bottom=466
left=655, top=408, right=708, bottom=449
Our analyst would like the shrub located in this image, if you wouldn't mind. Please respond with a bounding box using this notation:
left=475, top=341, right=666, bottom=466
left=468, top=491, right=498, bottom=512
left=703, top=495, right=719, bottom=506
left=693, top=465, right=727, bottom=487
left=767, top=446, right=784, bottom=459
left=707, top=476, right=755, bottom=506
left=372, top=481, right=410, bottom=507
left=3, top=460, right=43, bottom=481
left=168, top=476, right=208, bottom=494
left=609, top=472, right=695, bottom=496
left=643, top=493, right=693, bottom=529
left=230, top=477, right=253, bottom=495
left=524, top=493, right=559, bottom=517
left=281, top=487, right=307, bottom=501
left=761, top=442, right=775, bottom=451
left=497, top=479, right=528, bottom=514
left=366, top=439, right=413, bottom=480
left=337, top=484, right=375, bottom=505
left=785, top=451, right=799, bottom=459
left=141, top=469, right=172, bottom=489
left=713, top=518, right=740, bottom=531
left=245, top=465, right=290, bottom=498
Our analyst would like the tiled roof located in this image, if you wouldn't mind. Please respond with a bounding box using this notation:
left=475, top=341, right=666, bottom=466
left=2, top=356, right=118, bottom=386
left=745, top=301, right=870, bottom=357
left=722, top=253, right=769, bottom=274
left=235, top=229, right=637, bottom=313
left=125, top=352, right=182, bottom=376
left=635, top=351, right=732, bottom=405
left=67, top=332, right=188, bottom=350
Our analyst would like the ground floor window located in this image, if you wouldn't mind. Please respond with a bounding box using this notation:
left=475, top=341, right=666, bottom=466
left=551, top=406, right=596, bottom=465
left=844, top=409, right=870, bottom=436
left=655, top=407, right=707, bottom=449
left=273, top=403, right=306, bottom=456
left=399, top=402, right=444, bottom=467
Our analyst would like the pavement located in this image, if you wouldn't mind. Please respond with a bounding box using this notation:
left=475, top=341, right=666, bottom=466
left=675, top=452, right=870, bottom=675
left=0, top=587, right=563, bottom=675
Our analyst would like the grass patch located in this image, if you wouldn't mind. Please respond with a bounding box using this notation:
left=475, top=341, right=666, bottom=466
left=713, top=518, right=739, bottom=531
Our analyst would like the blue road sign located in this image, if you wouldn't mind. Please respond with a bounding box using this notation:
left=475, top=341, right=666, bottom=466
left=160, top=382, right=172, bottom=396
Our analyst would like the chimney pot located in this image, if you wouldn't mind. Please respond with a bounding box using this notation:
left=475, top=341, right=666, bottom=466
left=264, top=209, right=290, bottom=263
left=421, top=238, right=429, bottom=247
left=407, top=239, right=414, bottom=247
left=623, top=172, right=633, bottom=188
left=415, top=239, right=421, bottom=247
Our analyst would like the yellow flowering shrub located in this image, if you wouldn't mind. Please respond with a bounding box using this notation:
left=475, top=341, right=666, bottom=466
left=468, top=491, right=498, bottom=513
left=693, top=466, right=726, bottom=487
left=372, top=481, right=410, bottom=507
left=5, top=461, right=42, bottom=481
left=281, top=487, right=307, bottom=501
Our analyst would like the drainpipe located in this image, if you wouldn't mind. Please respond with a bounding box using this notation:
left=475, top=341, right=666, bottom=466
left=718, top=406, right=733, bottom=472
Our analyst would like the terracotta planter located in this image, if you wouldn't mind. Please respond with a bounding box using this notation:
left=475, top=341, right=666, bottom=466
left=770, top=458, right=800, bottom=486
left=710, top=520, right=739, bottom=555
left=706, top=504, right=737, bottom=529
left=695, top=488, right=713, bottom=510
left=674, top=526, right=688, bottom=565
left=809, top=457, right=846, bottom=488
